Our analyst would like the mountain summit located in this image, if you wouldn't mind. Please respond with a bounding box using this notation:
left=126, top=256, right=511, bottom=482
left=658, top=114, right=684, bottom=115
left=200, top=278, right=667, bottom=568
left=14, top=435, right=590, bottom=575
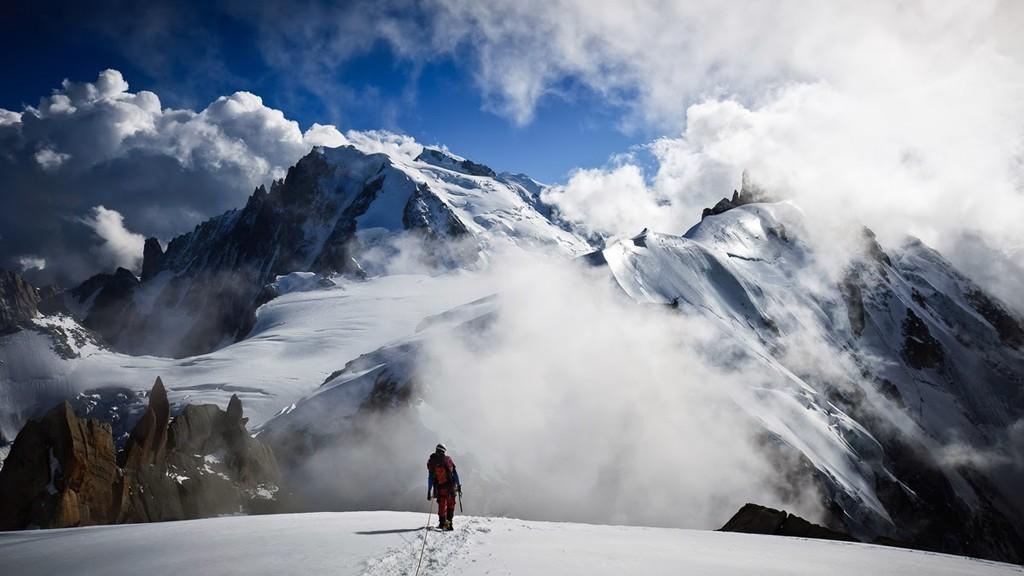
left=63, top=143, right=590, bottom=357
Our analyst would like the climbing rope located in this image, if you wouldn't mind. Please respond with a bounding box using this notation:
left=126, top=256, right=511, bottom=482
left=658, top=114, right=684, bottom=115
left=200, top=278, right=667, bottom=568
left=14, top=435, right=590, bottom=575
left=413, top=499, right=435, bottom=576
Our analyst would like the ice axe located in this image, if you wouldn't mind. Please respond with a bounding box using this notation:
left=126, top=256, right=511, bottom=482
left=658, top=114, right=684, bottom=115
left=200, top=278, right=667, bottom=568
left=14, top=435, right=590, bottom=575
left=458, top=488, right=464, bottom=513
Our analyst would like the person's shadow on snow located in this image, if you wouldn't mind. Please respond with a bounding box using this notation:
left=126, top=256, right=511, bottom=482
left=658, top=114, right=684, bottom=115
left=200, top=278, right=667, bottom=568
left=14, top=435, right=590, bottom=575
left=355, top=528, right=425, bottom=535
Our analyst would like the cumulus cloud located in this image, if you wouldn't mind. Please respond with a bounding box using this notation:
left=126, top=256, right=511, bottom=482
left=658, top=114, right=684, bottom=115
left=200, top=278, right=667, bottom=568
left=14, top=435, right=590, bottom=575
left=543, top=164, right=670, bottom=240
left=79, top=206, right=147, bottom=272
left=413, top=0, right=1024, bottom=309
left=0, top=69, right=346, bottom=284
left=227, top=1, right=1024, bottom=311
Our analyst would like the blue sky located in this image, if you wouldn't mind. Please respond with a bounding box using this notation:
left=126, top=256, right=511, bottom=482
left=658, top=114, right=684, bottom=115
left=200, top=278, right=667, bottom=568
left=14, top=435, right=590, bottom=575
left=3, top=0, right=1021, bottom=309
left=0, top=2, right=642, bottom=183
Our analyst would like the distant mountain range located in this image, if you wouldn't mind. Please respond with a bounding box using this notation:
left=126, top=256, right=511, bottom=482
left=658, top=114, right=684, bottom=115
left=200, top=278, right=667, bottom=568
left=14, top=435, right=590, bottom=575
left=1, top=141, right=1021, bottom=563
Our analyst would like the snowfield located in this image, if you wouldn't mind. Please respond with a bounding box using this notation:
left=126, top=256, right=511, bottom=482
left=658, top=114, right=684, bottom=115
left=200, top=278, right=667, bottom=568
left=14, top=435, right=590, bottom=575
left=0, top=272, right=497, bottom=442
left=0, top=512, right=1019, bottom=576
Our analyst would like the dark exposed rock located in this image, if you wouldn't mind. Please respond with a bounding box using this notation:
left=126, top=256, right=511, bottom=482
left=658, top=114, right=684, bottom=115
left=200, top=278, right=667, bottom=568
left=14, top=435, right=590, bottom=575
left=966, top=288, right=1024, bottom=348
left=840, top=271, right=866, bottom=337
left=36, top=285, right=68, bottom=316
left=720, top=503, right=858, bottom=542
left=901, top=308, right=944, bottom=369
left=0, top=402, right=119, bottom=530
left=0, top=269, right=40, bottom=333
left=141, top=237, right=164, bottom=282
left=822, top=369, right=1024, bottom=564
left=700, top=171, right=772, bottom=220
left=860, top=227, right=893, bottom=269
left=69, top=267, right=140, bottom=346
left=121, top=376, right=170, bottom=470
left=403, top=183, right=479, bottom=267
left=311, top=176, right=386, bottom=274
left=415, top=148, right=497, bottom=178
left=0, top=377, right=281, bottom=530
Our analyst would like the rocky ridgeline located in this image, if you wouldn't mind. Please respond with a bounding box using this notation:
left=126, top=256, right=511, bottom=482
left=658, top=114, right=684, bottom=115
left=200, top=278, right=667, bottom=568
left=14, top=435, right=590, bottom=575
left=1, top=269, right=42, bottom=333
left=700, top=171, right=772, bottom=220
left=0, top=378, right=280, bottom=530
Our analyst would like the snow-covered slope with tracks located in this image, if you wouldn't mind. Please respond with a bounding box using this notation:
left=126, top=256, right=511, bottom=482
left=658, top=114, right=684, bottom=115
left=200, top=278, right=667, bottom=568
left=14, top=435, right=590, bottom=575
left=1, top=512, right=1019, bottom=576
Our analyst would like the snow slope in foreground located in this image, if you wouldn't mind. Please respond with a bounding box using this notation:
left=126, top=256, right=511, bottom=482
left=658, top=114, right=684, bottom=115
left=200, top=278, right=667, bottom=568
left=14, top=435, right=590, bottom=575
left=0, top=512, right=1019, bottom=576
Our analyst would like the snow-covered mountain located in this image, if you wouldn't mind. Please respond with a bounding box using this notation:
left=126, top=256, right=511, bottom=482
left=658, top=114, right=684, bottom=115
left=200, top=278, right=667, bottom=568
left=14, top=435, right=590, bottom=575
left=1, top=142, right=1022, bottom=563
left=63, top=142, right=590, bottom=358
left=1, top=511, right=1021, bottom=576
left=592, top=201, right=1024, bottom=558
left=0, top=272, right=497, bottom=451
left=256, top=198, right=1024, bottom=561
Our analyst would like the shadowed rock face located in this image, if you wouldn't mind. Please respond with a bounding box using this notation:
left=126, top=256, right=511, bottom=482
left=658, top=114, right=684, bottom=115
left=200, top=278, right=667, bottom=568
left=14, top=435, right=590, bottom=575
left=0, top=269, right=41, bottom=334
left=0, top=377, right=281, bottom=529
left=141, top=237, right=164, bottom=282
left=69, top=267, right=140, bottom=346
left=720, top=503, right=857, bottom=543
left=901, top=308, right=944, bottom=369
left=967, top=288, right=1024, bottom=348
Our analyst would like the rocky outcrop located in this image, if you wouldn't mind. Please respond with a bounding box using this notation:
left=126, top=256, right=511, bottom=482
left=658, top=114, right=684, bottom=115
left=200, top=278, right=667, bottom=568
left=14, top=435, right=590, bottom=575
left=0, top=377, right=281, bottom=530
left=901, top=308, right=944, bottom=369
left=966, top=288, right=1024, bottom=348
left=69, top=267, right=140, bottom=346
left=701, top=172, right=772, bottom=220
left=0, top=401, right=119, bottom=530
left=140, top=237, right=164, bottom=282
left=0, top=269, right=41, bottom=333
left=840, top=271, right=866, bottom=337
left=415, top=147, right=497, bottom=178
left=720, top=503, right=857, bottom=542
left=122, top=377, right=170, bottom=470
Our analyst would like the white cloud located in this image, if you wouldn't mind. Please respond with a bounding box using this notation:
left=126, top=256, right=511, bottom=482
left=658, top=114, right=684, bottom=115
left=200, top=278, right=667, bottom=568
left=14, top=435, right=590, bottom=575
left=16, top=256, right=46, bottom=272
left=79, top=206, right=147, bottom=271
left=543, top=164, right=669, bottom=239
left=0, top=69, right=351, bottom=284
left=435, top=0, right=1024, bottom=308
left=33, top=147, right=71, bottom=171
left=8, top=69, right=348, bottom=189
left=304, top=123, right=348, bottom=148
left=0, top=109, right=20, bottom=126
left=343, top=129, right=422, bottom=160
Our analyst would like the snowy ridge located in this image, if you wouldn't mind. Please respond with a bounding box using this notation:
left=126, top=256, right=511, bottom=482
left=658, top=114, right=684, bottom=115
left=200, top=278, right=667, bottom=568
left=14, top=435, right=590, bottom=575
left=61, top=141, right=590, bottom=358
left=239, top=201, right=1024, bottom=559
left=591, top=201, right=1024, bottom=549
left=0, top=511, right=1020, bottom=576
left=0, top=273, right=497, bottom=444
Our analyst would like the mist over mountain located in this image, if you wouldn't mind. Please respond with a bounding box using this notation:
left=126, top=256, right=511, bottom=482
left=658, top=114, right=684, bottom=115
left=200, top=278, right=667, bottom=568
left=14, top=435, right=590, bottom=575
left=2, top=2, right=1024, bottom=572
left=2, top=134, right=1023, bottom=563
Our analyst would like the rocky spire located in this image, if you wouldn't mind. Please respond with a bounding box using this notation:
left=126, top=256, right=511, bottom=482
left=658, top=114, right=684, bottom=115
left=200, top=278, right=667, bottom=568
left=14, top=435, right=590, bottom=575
left=122, top=377, right=170, bottom=470
left=140, top=237, right=164, bottom=281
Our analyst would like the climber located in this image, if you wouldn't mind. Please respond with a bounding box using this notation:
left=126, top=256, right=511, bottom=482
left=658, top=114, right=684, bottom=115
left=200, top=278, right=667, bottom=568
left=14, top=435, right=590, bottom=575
left=427, top=443, right=461, bottom=531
